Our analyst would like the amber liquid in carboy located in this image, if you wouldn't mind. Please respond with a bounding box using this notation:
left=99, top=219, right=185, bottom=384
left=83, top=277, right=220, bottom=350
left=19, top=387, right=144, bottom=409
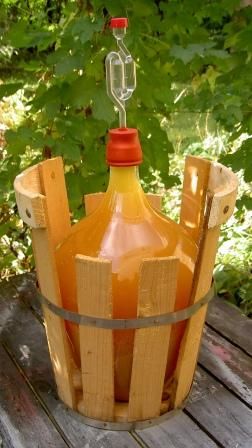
left=55, top=166, right=197, bottom=401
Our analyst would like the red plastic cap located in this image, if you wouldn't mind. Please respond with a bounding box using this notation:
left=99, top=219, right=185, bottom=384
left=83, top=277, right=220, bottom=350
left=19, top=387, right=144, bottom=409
left=110, top=17, right=128, bottom=29
left=106, top=128, right=143, bottom=167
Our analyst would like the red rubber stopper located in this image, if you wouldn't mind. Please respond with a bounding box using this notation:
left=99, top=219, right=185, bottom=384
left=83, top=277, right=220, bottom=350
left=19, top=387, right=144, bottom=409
left=110, top=17, right=128, bottom=29
left=106, top=128, right=143, bottom=167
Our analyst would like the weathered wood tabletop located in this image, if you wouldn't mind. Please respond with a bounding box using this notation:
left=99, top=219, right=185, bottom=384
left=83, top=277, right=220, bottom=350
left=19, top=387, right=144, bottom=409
left=0, top=274, right=251, bottom=448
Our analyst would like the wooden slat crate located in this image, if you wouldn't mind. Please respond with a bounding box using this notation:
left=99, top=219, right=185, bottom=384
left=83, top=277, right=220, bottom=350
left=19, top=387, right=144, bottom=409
left=14, top=155, right=238, bottom=428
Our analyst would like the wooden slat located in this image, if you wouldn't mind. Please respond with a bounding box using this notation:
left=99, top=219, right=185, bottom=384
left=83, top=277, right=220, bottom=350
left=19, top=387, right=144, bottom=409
left=84, top=192, right=162, bottom=215
left=14, top=157, right=76, bottom=409
left=38, top=157, right=71, bottom=248
left=199, top=326, right=252, bottom=406
left=84, top=192, right=105, bottom=215
left=146, top=193, right=162, bottom=210
left=31, top=230, right=76, bottom=409
left=180, top=156, right=211, bottom=245
left=14, top=165, right=46, bottom=228
left=76, top=255, right=114, bottom=420
left=135, top=412, right=218, bottom=448
left=128, top=257, right=178, bottom=421
left=207, top=297, right=252, bottom=357
left=172, top=161, right=238, bottom=408
left=207, top=161, right=238, bottom=228
left=172, top=203, right=220, bottom=408
left=186, top=367, right=252, bottom=448
left=34, top=157, right=75, bottom=409
left=0, top=276, right=140, bottom=448
left=0, top=345, right=68, bottom=448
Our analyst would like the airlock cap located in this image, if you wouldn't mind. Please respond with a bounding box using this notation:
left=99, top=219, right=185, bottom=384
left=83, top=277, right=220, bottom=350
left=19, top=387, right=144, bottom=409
left=110, top=18, right=128, bottom=29
left=106, top=128, right=143, bottom=167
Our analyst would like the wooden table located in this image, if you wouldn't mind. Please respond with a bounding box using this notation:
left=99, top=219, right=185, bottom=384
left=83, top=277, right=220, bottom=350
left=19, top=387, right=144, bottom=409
left=0, top=274, right=251, bottom=448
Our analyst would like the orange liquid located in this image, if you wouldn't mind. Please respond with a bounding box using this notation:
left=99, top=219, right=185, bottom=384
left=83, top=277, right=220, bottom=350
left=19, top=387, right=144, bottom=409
left=56, top=167, right=197, bottom=401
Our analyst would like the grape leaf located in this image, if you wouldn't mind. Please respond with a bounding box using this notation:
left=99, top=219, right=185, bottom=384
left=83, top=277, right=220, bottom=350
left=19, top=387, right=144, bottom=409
left=0, top=83, right=23, bottom=99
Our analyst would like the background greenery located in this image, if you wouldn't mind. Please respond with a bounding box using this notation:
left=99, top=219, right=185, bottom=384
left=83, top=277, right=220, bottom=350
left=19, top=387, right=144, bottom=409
left=0, top=0, right=251, bottom=315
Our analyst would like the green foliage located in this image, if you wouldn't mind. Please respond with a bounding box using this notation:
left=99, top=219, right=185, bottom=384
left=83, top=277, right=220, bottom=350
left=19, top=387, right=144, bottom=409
left=220, top=138, right=252, bottom=183
left=2, top=0, right=250, bottom=196
left=0, top=82, right=23, bottom=99
left=215, top=264, right=252, bottom=316
left=214, top=196, right=252, bottom=316
left=0, top=0, right=251, bottom=314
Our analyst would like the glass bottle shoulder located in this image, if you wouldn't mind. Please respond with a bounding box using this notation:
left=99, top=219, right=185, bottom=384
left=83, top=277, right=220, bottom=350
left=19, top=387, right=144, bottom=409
left=56, top=187, right=197, bottom=265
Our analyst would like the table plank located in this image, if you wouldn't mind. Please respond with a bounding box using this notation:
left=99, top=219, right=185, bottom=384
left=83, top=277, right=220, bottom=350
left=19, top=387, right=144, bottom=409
left=186, top=368, right=252, bottom=448
left=136, top=412, right=218, bottom=448
left=207, top=297, right=252, bottom=356
left=10, top=273, right=42, bottom=321
left=0, top=345, right=68, bottom=448
left=199, top=326, right=252, bottom=406
left=0, top=277, right=140, bottom=448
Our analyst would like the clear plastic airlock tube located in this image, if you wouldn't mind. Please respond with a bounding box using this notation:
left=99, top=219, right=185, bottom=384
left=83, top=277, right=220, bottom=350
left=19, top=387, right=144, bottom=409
left=105, top=18, right=136, bottom=128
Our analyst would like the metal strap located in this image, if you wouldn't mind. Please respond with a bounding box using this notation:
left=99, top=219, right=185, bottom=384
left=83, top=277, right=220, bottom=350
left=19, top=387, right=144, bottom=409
left=38, top=282, right=215, bottom=330
left=70, top=397, right=188, bottom=431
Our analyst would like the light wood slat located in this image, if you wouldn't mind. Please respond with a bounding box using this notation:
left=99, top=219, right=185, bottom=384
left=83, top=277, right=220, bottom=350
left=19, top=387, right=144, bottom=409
left=128, top=257, right=179, bottom=421
left=171, top=217, right=219, bottom=407
left=207, top=161, right=238, bottom=228
left=84, top=192, right=105, bottom=215
left=31, top=230, right=76, bottom=409
left=146, top=193, right=162, bottom=210
left=38, top=157, right=71, bottom=248
left=179, top=155, right=211, bottom=245
left=172, top=161, right=238, bottom=408
left=84, top=192, right=162, bottom=215
left=76, top=255, right=114, bottom=421
left=14, top=157, right=76, bottom=409
left=14, top=165, right=46, bottom=228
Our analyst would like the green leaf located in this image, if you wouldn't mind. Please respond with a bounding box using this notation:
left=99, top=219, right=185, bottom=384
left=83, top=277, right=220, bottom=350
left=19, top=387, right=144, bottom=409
left=5, top=128, right=33, bottom=155
left=81, top=172, right=108, bottom=195
left=132, top=0, right=157, bottom=16
left=170, top=43, right=229, bottom=68
left=7, top=21, right=30, bottom=48
left=229, top=25, right=252, bottom=52
left=170, top=43, right=215, bottom=64
left=66, top=76, right=96, bottom=108
left=55, top=139, right=81, bottom=162
left=236, top=195, right=252, bottom=211
left=85, top=48, right=106, bottom=81
left=7, top=22, right=55, bottom=50
left=0, top=83, right=23, bottom=99
left=0, top=223, right=10, bottom=238
left=54, top=115, right=86, bottom=141
left=29, top=30, right=56, bottom=51
left=220, top=139, right=252, bottom=182
left=31, top=85, right=61, bottom=112
left=55, top=54, right=85, bottom=76
left=92, top=85, right=116, bottom=124
left=70, top=17, right=103, bottom=44
left=161, top=173, right=181, bottom=188
left=65, top=172, right=83, bottom=211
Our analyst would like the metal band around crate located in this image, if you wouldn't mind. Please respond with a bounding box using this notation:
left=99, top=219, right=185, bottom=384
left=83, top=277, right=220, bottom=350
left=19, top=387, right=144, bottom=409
left=70, top=392, right=190, bottom=431
left=38, top=282, right=215, bottom=330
